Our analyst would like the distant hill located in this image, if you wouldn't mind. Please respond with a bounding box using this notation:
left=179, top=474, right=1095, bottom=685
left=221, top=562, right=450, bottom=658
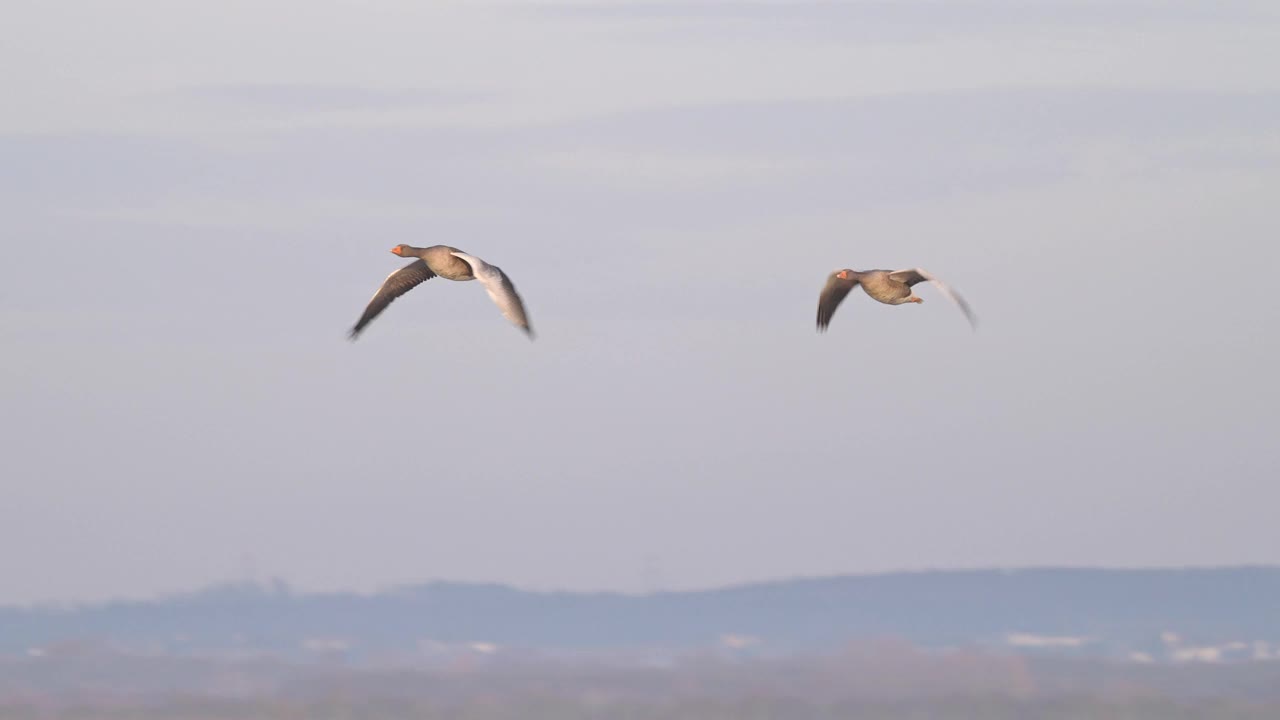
left=4, top=568, right=1279, bottom=663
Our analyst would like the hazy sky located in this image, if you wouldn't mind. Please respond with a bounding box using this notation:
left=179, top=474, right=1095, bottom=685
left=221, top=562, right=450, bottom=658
left=2, top=0, right=1279, bottom=605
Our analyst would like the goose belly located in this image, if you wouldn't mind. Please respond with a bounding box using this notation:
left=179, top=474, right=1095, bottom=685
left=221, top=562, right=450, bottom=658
left=861, top=277, right=910, bottom=304
left=426, top=248, right=476, bottom=281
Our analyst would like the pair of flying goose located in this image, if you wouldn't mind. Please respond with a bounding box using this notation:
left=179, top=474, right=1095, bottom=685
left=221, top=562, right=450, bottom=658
left=349, top=245, right=976, bottom=339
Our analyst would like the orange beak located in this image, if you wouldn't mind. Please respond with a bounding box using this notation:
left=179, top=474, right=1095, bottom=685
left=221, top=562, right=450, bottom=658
left=390, top=246, right=401, bottom=255
left=837, top=270, right=848, bottom=280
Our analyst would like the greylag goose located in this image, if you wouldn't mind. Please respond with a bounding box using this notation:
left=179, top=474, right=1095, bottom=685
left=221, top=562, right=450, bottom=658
left=350, top=245, right=533, bottom=339
left=817, top=267, right=976, bottom=332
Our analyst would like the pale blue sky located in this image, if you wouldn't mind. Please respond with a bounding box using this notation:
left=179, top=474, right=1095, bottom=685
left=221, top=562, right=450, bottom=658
left=2, top=0, right=1279, bottom=604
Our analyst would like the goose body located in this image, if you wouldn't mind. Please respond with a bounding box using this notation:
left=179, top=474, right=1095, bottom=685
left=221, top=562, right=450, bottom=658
left=817, top=267, right=976, bottom=332
left=349, top=244, right=532, bottom=339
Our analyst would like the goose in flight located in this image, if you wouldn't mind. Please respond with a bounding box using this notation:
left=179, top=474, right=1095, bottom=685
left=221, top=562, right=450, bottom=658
left=817, top=267, right=976, bottom=332
left=350, top=245, right=532, bottom=339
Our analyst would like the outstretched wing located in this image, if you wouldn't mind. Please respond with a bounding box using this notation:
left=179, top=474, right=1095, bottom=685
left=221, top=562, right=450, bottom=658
left=817, top=271, right=860, bottom=332
left=349, top=260, right=436, bottom=339
left=451, top=252, right=533, bottom=338
left=889, top=268, right=977, bottom=329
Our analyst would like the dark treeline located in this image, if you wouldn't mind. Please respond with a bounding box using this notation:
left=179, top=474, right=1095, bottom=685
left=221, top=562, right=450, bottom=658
left=3, top=567, right=1279, bottom=659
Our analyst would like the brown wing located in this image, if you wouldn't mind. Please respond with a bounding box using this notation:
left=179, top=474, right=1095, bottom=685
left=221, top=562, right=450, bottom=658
left=889, top=268, right=978, bottom=329
left=887, top=268, right=930, bottom=287
left=349, top=260, right=436, bottom=339
left=817, top=271, right=860, bottom=332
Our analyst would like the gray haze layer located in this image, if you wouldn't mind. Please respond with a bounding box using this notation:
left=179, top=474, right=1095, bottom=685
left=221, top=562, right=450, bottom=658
left=2, top=0, right=1279, bottom=604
